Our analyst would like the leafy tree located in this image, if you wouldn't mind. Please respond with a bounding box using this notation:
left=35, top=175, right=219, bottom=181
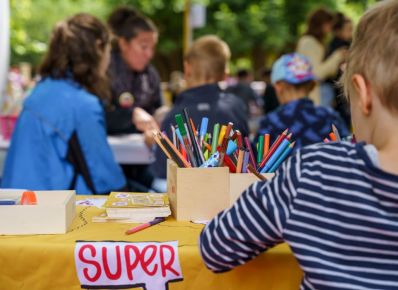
left=10, top=0, right=375, bottom=79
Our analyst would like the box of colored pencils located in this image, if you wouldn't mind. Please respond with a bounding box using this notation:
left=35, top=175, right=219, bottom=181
left=155, top=108, right=297, bottom=221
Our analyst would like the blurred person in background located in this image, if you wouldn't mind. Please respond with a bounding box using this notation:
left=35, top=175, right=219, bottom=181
left=296, top=7, right=346, bottom=106
left=106, top=6, right=163, bottom=192
left=168, top=70, right=186, bottom=105
left=324, top=12, right=353, bottom=129
left=2, top=14, right=126, bottom=194
left=259, top=68, right=279, bottom=114
left=226, top=68, right=259, bottom=115
left=106, top=6, right=160, bottom=136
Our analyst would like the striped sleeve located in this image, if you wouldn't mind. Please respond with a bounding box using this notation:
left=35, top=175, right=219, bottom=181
left=199, top=150, right=302, bottom=272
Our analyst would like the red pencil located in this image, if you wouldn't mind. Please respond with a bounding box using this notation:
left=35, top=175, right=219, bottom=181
left=125, top=217, right=165, bottom=235
left=259, top=129, right=288, bottom=169
left=224, top=155, right=237, bottom=173
left=237, top=131, right=243, bottom=149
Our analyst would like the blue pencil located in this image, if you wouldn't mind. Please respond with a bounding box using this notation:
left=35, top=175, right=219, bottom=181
left=268, top=141, right=295, bottom=173
left=175, top=128, right=186, bottom=150
left=199, top=117, right=209, bottom=147
left=260, top=138, right=290, bottom=173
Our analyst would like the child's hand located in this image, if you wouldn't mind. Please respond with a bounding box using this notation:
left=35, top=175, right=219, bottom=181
left=143, top=129, right=157, bottom=148
left=132, top=107, right=159, bottom=132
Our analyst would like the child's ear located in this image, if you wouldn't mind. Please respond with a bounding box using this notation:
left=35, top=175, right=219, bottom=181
left=274, top=81, right=283, bottom=95
left=352, top=74, right=372, bottom=116
left=183, top=61, right=191, bottom=79
left=118, top=38, right=128, bottom=52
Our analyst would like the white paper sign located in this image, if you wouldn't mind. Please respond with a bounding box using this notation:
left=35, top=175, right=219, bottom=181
left=74, top=241, right=183, bottom=290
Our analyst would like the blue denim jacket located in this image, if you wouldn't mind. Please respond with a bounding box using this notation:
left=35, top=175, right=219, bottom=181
left=2, top=78, right=126, bottom=194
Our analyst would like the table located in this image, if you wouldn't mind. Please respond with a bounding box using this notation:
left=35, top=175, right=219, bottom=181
left=0, top=203, right=302, bottom=290
left=107, top=134, right=154, bottom=165
left=0, top=134, right=154, bottom=175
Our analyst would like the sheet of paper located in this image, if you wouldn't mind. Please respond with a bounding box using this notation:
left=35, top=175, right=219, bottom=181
left=76, top=198, right=106, bottom=208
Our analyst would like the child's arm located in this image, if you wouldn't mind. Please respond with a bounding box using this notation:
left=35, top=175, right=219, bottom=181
left=199, top=151, right=301, bottom=272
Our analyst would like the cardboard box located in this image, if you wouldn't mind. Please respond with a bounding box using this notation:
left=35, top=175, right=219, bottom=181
left=0, top=190, right=76, bottom=235
left=167, top=160, right=229, bottom=221
left=229, top=173, right=274, bottom=204
left=167, top=160, right=275, bottom=221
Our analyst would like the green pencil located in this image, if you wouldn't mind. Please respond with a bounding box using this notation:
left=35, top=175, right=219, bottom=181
left=211, top=123, right=220, bottom=154
left=257, top=135, right=264, bottom=165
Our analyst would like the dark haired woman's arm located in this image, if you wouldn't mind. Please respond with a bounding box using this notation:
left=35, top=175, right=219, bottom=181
left=105, top=107, right=138, bottom=135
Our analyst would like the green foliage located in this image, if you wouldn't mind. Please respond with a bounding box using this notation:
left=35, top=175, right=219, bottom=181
left=10, top=0, right=110, bottom=66
left=10, top=0, right=374, bottom=77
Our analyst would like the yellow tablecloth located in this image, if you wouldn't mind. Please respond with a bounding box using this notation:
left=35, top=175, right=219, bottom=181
left=0, top=202, right=302, bottom=290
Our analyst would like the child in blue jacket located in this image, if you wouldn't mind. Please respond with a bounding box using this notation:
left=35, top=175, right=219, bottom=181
left=2, top=14, right=126, bottom=194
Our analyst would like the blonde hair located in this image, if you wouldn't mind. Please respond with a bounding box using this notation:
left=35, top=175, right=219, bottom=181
left=342, top=0, right=398, bottom=111
left=184, top=35, right=231, bottom=83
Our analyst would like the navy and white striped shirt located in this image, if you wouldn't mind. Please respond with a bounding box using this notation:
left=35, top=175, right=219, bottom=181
left=200, top=142, right=398, bottom=289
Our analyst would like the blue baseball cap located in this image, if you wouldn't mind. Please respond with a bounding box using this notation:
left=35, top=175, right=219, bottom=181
left=271, top=53, right=315, bottom=85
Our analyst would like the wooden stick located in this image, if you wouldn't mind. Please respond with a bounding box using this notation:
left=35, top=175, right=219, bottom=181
left=247, top=164, right=267, bottom=181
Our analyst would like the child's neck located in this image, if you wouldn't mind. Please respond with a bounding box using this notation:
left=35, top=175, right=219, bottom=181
left=278, top=92, right=306, bottom=105
left=186, top=79, right=216, bottom=89
left=369, top=113, right=398, bottom=175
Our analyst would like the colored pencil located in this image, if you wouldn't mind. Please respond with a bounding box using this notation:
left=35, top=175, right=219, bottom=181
left=332, top=124, right=341, bottom=141
left=247, top=164, right=267, bottom=181
left=257, top=135, right=264, bottom=165
left=161, top=132, right=191, bottom=168
left=260, top=138, right=290, bottom=173
left=268, top=141, right=295, bottom=173
left=244, top=136, right=257, bottom=168
left=263, top=134, right=270, bottom=157
left=211, top=123, right=220, bottom=154
left=218, top=125, right=227, bottom=146
left=242, top=150, right=250, bottom=173
left=218, top=122, right=233, bottom=166
left=175, top=114, right=197, bottom=167
left=236, top=148, right=244, bottom=173
left=258, top=129, right=288, bottom=169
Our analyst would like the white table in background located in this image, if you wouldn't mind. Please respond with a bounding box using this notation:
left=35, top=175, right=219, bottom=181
left=107, top=134, right=154, bottom=165
left=0, top=134, right=154, bottom=175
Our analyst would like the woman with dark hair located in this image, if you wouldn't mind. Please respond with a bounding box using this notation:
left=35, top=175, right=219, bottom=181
left=105, top=6, right=163, bottom=192
left=296, top=7, right=346, bottom=105
left=106, top=6, right=160, bottom=135
left=2, top=14, right=126, bottom=194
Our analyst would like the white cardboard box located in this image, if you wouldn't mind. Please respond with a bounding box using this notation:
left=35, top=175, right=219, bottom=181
left=0, top=190, right=76, bottom=235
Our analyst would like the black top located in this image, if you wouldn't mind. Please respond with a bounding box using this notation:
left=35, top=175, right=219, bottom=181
left=105, top=50, right=162, bottom=135
left=150, top=83, right=250, bottom=178
left=262, top=84, right=279, bottom=114
left=225, top=82, right=257, bottom=112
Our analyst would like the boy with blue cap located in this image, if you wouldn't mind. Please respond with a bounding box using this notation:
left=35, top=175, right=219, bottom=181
left=257, top=53, right=349, bottom=149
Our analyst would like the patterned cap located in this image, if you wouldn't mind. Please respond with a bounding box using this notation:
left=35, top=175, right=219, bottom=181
left=271, top=53, right=315, bottom=85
